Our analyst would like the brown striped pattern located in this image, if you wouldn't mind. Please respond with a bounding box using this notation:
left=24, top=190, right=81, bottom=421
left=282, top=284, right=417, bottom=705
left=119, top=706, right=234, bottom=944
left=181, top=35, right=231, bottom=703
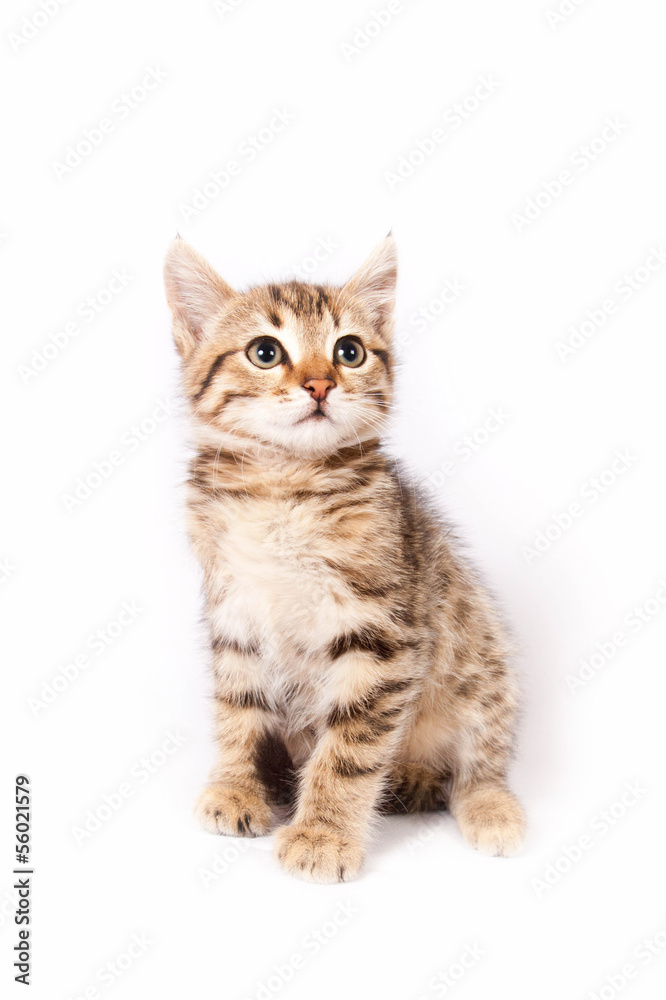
left=164, top=235, right=525, bottom=882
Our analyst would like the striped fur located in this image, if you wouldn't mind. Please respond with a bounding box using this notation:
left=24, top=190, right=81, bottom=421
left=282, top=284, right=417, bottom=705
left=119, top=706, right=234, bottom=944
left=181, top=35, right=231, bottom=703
left=164, top=236, right=525, bottom=882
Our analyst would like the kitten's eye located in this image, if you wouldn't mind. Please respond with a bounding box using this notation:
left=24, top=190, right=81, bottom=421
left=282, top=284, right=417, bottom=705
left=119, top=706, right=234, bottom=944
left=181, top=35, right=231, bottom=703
left=334, top=337, right=366, bottom=368
left=246, top=338, right=284, bottom=369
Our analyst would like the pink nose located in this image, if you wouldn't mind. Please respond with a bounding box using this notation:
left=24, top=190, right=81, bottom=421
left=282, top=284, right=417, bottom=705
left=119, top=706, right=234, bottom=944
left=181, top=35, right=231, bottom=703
left=303, top=378, right=336, bottom=402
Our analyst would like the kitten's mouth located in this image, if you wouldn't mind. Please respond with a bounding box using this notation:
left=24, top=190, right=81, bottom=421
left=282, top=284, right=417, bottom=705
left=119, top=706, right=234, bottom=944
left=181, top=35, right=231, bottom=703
left=298, top=406, right=329, bottom=424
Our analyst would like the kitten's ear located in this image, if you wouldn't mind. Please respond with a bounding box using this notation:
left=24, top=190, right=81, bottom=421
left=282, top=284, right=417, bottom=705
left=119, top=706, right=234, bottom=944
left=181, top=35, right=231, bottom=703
left=342, top=235, right=397, bottom=336
left=163, top=237, right=236, bottom=358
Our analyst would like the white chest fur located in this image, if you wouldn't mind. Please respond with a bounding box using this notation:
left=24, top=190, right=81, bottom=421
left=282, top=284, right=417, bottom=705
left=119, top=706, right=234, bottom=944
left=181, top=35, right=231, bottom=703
left=203, top=495, right=350, bottom=653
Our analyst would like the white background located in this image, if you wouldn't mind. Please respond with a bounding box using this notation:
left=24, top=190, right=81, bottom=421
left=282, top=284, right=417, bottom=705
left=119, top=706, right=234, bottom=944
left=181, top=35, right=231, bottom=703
left=1, top=1, right=665, bottom=998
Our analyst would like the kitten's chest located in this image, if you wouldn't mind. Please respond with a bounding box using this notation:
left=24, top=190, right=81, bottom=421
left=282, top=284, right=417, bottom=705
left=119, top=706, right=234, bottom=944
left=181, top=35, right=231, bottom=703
left=206, top=495, right=346, bottom=635
left=226, top=496, right=329, bottom=578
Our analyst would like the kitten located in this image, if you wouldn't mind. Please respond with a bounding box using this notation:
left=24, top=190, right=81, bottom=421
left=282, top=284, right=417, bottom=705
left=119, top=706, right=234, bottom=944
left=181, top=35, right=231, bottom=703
left=164, top=235, right=525, bottom=883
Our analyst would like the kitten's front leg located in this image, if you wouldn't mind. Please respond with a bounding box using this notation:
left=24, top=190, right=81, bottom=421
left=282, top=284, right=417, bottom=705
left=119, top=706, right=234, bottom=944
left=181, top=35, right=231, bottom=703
left=196, top=641, right=283, bottom=838
left=275, top=653, right=416, bottom=883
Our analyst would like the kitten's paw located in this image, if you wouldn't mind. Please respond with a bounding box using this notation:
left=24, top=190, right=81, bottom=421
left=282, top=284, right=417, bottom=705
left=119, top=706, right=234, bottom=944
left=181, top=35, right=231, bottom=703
left=195, top=783, right=272, bottom=837
left=453, top=784, right=525, bottom=858
left=274, top=824, right=363, bottom=883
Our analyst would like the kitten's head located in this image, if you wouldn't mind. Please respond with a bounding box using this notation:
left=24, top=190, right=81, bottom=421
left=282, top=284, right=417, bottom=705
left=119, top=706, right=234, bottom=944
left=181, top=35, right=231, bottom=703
left=164, top=236, right=397, bottom=459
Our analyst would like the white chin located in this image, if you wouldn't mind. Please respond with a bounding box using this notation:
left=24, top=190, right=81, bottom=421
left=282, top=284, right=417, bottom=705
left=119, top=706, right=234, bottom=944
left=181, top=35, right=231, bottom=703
left=205, top=404, right=381, bottom=458
left=280, top=417, right=348, bottom=457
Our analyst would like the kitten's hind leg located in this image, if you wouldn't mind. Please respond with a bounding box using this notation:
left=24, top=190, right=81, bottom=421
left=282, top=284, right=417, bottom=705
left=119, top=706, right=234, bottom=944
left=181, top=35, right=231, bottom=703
left=444, top=648, right=525, bottom=856
left=445, top=709, right=525, bottom=856
left=449, top=778, right=525, bottom=857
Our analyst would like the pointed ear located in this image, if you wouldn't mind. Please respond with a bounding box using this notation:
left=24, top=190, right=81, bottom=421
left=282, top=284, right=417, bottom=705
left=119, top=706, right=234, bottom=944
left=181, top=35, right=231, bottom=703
left=163, top=237, right=236, bottom=358
left=342, top=235, right=397, bottom=336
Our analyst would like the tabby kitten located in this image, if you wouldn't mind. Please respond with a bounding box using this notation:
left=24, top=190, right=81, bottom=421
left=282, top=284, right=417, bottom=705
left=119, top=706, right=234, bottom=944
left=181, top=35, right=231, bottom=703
left=164, top=235, right=525, bottom=883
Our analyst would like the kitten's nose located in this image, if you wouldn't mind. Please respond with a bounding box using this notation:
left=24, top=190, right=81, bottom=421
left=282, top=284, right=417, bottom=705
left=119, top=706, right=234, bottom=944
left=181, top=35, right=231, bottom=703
left=303, top=377, right=336, bottom=402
